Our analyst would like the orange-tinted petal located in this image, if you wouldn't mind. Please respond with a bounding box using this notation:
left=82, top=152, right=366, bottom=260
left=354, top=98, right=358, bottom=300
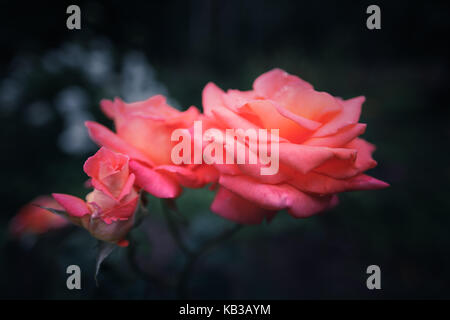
left=313, top=138, right=377, bottom=179
left=52, top=193, right=90, bottom=218
left=202, top=82, right=226, bottom=117
left=312, top=96, right=364, bottom=137
left=279, top=142, right=357, bottom=174
left=85, top=121, right=154, bottom=166
left=304, top=123, right=367, bottom=148
left=211, top=187, right=275, bottom=224
left=129, top=160, right=181, bottom=198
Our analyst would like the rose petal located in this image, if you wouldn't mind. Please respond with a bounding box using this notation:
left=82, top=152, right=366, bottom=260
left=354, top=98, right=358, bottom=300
left=253, top=68, right=313, bottom=98
left=115, top=95, right=178, bottom=119
left=279, top=142, right=357, bottom=174
left=269, top=99, right=322, bottom=130
left=9, top=196, right=68, bottom=236
left=164, top=106, right=200, bottom=126
left=101, top=194, right=139, bottom=223
left=117, top=173, right=136, bottom=201
left=100, top=99, right=116, bottom=119
left=154, top=164, right=203, bottom=188
left=114, top=115, right=176, bottom=165
left=346, top=174, right=390, bottom=190
left=313, top=138, right=377, bottom=179
left=52, top=193, right=90, bottom=218
left=223, top=89, right=257, bottom=110
left=202, top=130, right=287, bottom=184
left=312, top=96, right=364, bottom=137
left=85, top=121, right=154, bottom=166
left=202, top=82, right=226, bottom=117
left=218, top=175, right=336, bottom=217
left=289, top=171, right=389, bottom=194
left=210, top=107, right=261, bottom=132
left=211, top=187, right=276, bottom=224
left=245, top=100, right=319, bottom=143
left=117, top=239, right=130, bottom=247
left=129, top=160, right=181, bottom=198
left=304, top=123, right=367, bottom=148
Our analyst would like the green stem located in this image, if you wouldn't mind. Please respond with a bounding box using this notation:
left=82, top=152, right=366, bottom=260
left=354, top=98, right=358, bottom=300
left=161, top=199, right=192, bottom=255
left=127, top=236, right=174, bottom=289
left=177, top=224, right=242, bottom=299
left=161, top=199, right=242, bottom=299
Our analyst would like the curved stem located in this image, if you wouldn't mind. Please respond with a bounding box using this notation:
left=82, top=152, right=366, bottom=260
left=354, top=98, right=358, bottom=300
left=162, top=200, right=192, bottom=255
left=176, top=224, right=242, bottom=299
left=127, top=237, right=174, bottom=289
left=195, top=224, right=242, bottom=257
left=161, top=199, right=242, bottom=299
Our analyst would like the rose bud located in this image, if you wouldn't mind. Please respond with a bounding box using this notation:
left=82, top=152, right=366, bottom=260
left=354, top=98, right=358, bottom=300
left=52, top=147, right=140, bottom=246
left=9, top=196, right=69, bottom=237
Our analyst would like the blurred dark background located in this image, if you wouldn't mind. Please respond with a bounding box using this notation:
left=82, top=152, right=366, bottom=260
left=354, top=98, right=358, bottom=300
left=0, top=0, right=449, bottom=299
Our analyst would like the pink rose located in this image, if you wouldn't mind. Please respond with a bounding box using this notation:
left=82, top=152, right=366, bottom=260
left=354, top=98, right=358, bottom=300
left=9, top=196, right=69, bottom=237
left=202, top=68, right=389, bottom=224
left=85, top=95, right=217, bottom=199
left=53, top=147, right=139, bottom=246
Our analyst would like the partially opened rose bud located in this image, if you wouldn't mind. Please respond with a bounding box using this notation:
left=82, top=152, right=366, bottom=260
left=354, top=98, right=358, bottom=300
left=53, top=147, right=140, bottom=246
left=83, top=147, right=137, bottom=206
left=9, top=196, right=69, bottom=238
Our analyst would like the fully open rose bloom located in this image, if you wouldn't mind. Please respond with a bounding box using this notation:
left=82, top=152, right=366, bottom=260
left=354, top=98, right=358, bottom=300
left=85, top=95, right=217, bottom=199
left=202, top=68, right=389, bottom=224
left=53, top=147, right=139, bottom=246
left=9, top=196, right=69, bottom=237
